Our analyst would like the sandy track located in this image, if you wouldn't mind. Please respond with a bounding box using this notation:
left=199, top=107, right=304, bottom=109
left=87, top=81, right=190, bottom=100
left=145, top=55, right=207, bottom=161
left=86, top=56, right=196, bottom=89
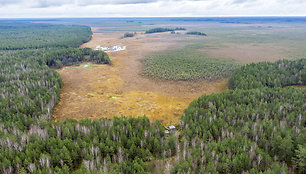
left=52, top=28, right=228, bottom=125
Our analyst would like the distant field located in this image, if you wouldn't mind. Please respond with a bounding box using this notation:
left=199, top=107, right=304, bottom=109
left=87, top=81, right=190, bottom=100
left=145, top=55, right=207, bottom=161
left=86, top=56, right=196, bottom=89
left=142, top=49, right=240, bottom=81
left=27, top=17, right=306, bottom=61
left=181, top=23, right=306, bottom=62
left=55, top=18, right=306, bottom=65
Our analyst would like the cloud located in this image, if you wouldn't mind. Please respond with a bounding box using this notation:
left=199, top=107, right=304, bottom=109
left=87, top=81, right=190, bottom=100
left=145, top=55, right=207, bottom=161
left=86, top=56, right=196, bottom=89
left=0, top=0, right=21, bottom=5
left=0, top=0, right=159, bottom=8
left=33, top=0, right=74, bottom=8
left=0, top=0, right=305, bottom=17
left=76, top=0, right=158, bottom=6
left=0, top=0, right=205, bottom=7
left=231, top=0, right=253, bottom=4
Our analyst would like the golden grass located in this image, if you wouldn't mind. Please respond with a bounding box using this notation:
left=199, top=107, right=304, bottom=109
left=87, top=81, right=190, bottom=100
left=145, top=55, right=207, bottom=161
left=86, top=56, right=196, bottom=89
left=52, top=28, right=229, bottom=125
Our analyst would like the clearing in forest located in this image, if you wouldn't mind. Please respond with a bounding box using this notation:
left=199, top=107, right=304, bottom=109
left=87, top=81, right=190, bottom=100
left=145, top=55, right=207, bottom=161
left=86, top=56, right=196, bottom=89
left=52, top=21, right=306, bottom=125
left=52, top=30, right=228, bottom=125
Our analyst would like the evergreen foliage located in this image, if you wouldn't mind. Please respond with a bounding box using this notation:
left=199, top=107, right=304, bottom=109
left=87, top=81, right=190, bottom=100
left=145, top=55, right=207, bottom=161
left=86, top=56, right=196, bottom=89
left=229, top=59, right=306, bottom=90
left=172, top=58, right=306, bottom=173
left=0, top=23, right=92, bottom=50
left=142, top=50, right=239, bottom=81
left=0, top=50, right=63, bottom=126
left=44, top=48, right=111, bottom=68
left=0, top=116, right=176, bottom=173
left=173, top=87, right=305, bottom=173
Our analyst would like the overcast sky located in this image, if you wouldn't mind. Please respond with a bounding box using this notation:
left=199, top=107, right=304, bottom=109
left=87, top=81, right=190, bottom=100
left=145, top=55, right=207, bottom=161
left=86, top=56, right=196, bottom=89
left=0, top=0, right=305, bottom=18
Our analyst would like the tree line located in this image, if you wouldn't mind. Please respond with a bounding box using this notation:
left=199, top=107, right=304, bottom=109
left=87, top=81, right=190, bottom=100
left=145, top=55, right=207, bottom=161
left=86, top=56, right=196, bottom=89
left=44, top=48, right=111, bottom=68
left=186, top=31, right=207, bottom=36
left=145, top=27, right=186, bottom=34
left=123, top=33, right=136, bottom=38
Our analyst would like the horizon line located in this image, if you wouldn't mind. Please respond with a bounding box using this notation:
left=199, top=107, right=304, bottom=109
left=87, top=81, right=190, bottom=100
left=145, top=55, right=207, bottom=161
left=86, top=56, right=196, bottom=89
left=1, top=15, right=306, bottom=19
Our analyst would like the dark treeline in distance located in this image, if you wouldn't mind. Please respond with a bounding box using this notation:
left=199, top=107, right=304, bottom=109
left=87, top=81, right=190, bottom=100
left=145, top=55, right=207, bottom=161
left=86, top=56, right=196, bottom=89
left=173, top=27, right=186, bottom=31
left=145, top=27, right=186, bottom=34
left=0, top=21, right=305, bottom=174
left=186, top=31, right=207, bottom=36
left=123, top=32, right=136, bottom=38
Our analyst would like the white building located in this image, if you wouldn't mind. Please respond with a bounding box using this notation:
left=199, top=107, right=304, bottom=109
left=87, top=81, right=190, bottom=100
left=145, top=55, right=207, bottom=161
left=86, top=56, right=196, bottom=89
left=95, top=45, right=126, bottom=52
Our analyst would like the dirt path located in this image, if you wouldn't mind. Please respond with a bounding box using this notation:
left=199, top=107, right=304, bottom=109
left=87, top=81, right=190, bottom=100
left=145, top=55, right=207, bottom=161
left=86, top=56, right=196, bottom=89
left=52, top=28, right=228, bottom=125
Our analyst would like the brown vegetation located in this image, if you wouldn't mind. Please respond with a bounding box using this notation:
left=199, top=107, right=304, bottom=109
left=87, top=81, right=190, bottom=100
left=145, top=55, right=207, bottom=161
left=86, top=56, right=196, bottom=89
left=52, top=29, right=228, bottom=125
left=200, top=43, right=286, bottom=63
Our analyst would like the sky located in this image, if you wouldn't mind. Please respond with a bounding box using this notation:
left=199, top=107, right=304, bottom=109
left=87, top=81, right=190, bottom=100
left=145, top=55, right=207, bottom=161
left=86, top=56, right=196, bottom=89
left=0, top=0, right=306, bottom=18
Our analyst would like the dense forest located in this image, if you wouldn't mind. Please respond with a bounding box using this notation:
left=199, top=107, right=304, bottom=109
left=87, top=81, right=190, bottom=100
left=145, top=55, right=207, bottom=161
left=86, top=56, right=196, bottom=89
left=229, top=59, right=306, bottom=90
left=0, top=115, right=177, bottom=173
left=0, top=23, right=92, bottom=50
left=171, top=59, right=305, bottom=173
left=0, top=51, right=62, bottom=124
left=173, top=87, right=305, bottom=173
left=0, top=22, right=305, bottom=173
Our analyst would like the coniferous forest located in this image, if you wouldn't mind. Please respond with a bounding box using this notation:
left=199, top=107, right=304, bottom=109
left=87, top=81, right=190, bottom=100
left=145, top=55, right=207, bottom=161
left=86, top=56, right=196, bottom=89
left=0, top=22, right=305, bottom=173
left=228, top=59, right=306, bottom=90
